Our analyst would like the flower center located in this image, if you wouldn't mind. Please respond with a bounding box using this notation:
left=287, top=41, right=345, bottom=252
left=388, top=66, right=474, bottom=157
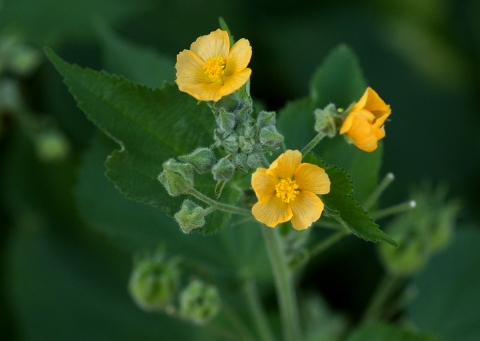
left=275, top=178, right=299, bottom=203
left=203, top=57, right=226, bottom=81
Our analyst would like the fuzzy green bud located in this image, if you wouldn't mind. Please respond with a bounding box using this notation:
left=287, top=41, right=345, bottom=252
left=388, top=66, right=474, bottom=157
left=178, top=147, right=216, bottom=174
left=238, top=136, right=254, bottom=154
left=219, top=133, right=238, bottom=153
left=234, top=153, right=248, bottom=172
left=216, top=108, right=236, bottom=132
left=246, top=153, right=264, bottom=169
left=158, top=159, right=194, bottom=196
left=180, top=280, right=221, bottom=325
left=235, top=103, right=253, bottom=123
left=257, top=111, right=276, bottom=127
left=174, top=200, right=205, bottom=233
left=259, top=125, right=284, bottom=147
left=211, top=157, right=235, bottom=181
left=129, top=252, right=180, bottom=312
left=314, top=104, right=338, bottom=138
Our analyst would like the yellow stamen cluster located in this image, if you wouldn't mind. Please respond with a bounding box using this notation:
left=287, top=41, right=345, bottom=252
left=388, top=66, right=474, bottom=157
left=203, top=57, right=226, bottom=81
left=275, top=178, right=299, bottom=203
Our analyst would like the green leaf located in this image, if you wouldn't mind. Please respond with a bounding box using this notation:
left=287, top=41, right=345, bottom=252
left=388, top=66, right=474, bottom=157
left=45, top=48, right=241, bottom=234
left=99, top=25, right=175, bottom=88
left=277, top=96, right=315, bottom=151
left=304, top=153, right=397, bottom=246
left=408, top=228, right=480, bottom=341
left=310, top=44, right=367, bottom=109
left=346, top=323, right=442, bottom=341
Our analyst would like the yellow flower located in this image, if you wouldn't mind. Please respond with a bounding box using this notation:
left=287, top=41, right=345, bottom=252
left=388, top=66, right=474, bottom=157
left=251, top=150, right=330, bottom=230
left=175, top=29, right=252, bottom=102
left=339, top=87, right=391, bottom=152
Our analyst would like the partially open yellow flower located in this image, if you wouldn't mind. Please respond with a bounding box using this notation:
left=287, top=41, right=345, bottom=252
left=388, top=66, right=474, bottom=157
left=251, top=150, right=330, bottom=230
left=175, top=29, right=252, bottom=102
left=340, top=87, right=391, bottom=152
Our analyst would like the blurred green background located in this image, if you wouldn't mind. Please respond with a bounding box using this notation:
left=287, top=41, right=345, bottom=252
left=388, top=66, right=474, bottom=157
left=1, top=0, right=479, bottom=340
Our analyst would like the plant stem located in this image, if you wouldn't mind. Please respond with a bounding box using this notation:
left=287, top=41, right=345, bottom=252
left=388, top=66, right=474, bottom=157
left=370, top=200, right=416, bottom=220
left=261, top=225, right=302, bottom=341
left=244, top=279, right=276, bottom=341
left=292, top=228, right=349, bottom=271
left=361, top=272, right=404, bottom=324
left=301, top=132, right=325, bottom=156
left=188, top=188, right=251, bottom=216
left=363, top=173, right=395, bottom=211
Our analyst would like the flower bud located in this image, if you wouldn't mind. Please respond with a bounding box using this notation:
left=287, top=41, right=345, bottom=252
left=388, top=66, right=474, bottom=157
left=238, top=136, right=254, bottom=154
left=215, top=108, right=236, bottom=132
left=178, top=147, right=216, bottom=174
left=235, top=103, right=253, bottom=123
left=174, top=200, right=205, bottom=233
left=221, top=133, right=239, bottom=153
left=257, top=111, right=276, bottom=128
left=180, top=280, right=221, bottom=325
left=234, top=152, right=248, bottom=172
left=314, top=104, right=338, bottom=138
left=259, top=125, right=284, bottom=147
left=158, top=159, right=194, bottom=196
left=246, top=153, right=264, bottom=169
left=211, top=157, right=235, bottom=181
left=128, top=252, right=180, bottom=312
left=242, top=122, right=257, bottom=139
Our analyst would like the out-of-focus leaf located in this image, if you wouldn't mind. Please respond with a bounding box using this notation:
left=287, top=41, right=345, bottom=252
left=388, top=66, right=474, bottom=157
left=46, top=48, right=242, bottom=234
left=346, top=322, right=442, bottom=341
left=277, top=96, right=315, bottom=151
left=0, top=0, right=146, bottom=46
left=408, top=228, right=480, bottom=341
left=99, top=25, right=175, bottom=88
left=304, top=153, right=397, bottom=246
left=5, top=224, right=200, bottom=341
left=310, top=44, right=366, bottom=109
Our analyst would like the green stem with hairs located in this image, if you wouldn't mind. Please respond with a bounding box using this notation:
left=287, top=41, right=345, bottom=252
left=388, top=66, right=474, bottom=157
left=261, top=225, right=302, bottom=341
left=301, top=132, right=325, bottom=156
left=188, top=188, right=251, bottom=216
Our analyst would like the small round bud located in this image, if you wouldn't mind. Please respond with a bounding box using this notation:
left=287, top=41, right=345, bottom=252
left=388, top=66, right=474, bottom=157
left=314, top=104, right=338, bottom=137
left=129, top=252, right=180, bottom=312
left=212, top=157, right=235, bottom=181
left=158, top=159, right=194, bottom=196
left=34, top=129, right=70, bottom=162
left=215, top=108, right=236, bottom=132
left=259, top=125, right=284, bottom=147
left=178, top=148, right=216, bottom=174
left=235, top=103, right=253, bottom=123
left=180, top=280, right=221, bottom=325
left=174, top=200, right=205, bottom=233
left=257, top=111, right=276, bottom=127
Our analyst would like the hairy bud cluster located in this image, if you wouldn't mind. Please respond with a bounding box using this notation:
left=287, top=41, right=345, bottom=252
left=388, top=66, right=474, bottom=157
left=174, top=200, right=205, bottom=233
left=158, top=159, right=194, bottom=196
left=210, top=93, right=284, bottom=173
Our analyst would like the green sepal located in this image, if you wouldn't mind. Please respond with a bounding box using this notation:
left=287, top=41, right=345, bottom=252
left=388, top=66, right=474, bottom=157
left=304, top=153, right=397, bottom=247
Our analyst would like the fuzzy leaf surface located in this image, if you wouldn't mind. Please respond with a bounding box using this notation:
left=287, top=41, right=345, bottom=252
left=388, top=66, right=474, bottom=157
left=304, top=153, right=397, bottom=246
left=46, top=48, right=241, bottom=234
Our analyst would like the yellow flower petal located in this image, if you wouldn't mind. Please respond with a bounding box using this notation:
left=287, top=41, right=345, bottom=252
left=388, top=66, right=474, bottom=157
left=189, top=29, right=229, bottom=62
left=340, top=87, right=391, bottom=152
left=225, top=38, right=252, bottom=75
left=219, top=68, right=252, bottom=97
left=252, top=195, right=293, bottom=228
left=294, top=163, right=330, bottom=195
left=267, top=150, right=302, bottom=180
left=251, top=168, right=278, bottom=204
left=290, top=191, right=325, bottom=230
